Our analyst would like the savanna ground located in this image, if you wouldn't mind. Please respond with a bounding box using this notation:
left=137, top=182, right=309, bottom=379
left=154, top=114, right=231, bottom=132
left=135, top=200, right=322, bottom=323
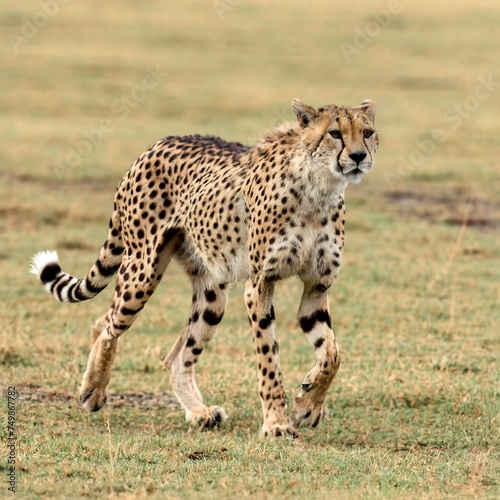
left=1, top=0, right=499, bottom=498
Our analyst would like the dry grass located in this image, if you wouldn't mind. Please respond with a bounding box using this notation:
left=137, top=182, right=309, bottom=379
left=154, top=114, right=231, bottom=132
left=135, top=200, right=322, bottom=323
left=1, top=0, right=499, bottom=498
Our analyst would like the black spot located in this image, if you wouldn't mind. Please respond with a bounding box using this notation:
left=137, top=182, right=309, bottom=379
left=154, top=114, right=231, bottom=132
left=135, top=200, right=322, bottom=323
left=203, top=310, right=223, bottom=326
left=192, top=348, right=203, bottom=356
left=192, top=312, right=200, bottom=323
left=186, top=337, right=196, bottom=347
left=259, top=314, right=273, bottom=330
left=299, top=310, right=332, bottom=333
left=262, top=344, right=270, bottom=355
left=204, top=289, right=217, bottom=302
left=272, top=341, right=279, bottom=354
left=314, top=337, right=325, bottom=349
left=269, top=371, right=275, bottom=380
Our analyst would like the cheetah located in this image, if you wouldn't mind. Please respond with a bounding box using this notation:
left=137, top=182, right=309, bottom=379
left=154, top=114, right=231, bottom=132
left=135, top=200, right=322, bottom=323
left=31, top=99, right=378, bottom=438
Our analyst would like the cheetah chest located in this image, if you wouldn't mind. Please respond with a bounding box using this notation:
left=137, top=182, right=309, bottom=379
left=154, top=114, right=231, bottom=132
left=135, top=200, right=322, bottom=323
left=260, top=217, right=344, bottom=283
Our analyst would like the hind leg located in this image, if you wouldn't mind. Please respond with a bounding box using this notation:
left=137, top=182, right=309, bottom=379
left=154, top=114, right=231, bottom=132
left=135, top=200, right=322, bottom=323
left=80, top=233, right=177, bottom=411
left=90, top=310, right=113, bottom=345
left=163, top=278, right=228, bottom=429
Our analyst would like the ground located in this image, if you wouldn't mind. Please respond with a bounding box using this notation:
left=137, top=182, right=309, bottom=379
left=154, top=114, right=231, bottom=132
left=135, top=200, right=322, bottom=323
left=1, top=0, right=499, bottom=498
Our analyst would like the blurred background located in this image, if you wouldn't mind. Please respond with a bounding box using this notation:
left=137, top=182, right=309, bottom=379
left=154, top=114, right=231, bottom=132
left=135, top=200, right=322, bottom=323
left=0, top=1, right=499, bottom=495
left=2, top=0, right=499, bottom=389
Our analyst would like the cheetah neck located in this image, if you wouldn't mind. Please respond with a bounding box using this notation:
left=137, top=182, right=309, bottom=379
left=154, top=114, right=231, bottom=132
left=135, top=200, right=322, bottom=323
left=289, top=151, right=348, bottom=214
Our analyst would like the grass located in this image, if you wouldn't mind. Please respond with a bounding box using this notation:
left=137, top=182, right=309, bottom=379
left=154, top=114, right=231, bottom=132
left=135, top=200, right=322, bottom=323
left=1, top=0, right=499, bottom=497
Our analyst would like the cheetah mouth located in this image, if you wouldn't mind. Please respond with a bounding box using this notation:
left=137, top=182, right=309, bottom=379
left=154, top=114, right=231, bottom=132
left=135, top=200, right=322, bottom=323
left=341, top=167, right=363, bottom=177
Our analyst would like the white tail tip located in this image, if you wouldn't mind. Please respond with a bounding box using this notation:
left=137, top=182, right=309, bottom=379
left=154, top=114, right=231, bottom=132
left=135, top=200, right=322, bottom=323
left=30, top=250, right=60, bottom=278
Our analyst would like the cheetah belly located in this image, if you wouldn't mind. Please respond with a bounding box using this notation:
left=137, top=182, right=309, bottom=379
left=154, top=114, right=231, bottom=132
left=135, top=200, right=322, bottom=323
left=180, top=192, right=252, bottom=285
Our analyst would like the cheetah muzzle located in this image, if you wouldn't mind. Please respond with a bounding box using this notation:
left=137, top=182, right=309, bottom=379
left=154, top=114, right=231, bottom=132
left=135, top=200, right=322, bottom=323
left=31, top=98, right=378, bottom=439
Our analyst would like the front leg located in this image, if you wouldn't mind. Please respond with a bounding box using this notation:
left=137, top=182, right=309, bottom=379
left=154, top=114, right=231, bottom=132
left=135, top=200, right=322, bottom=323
left=245, top=277, right=297, bottom=439
left=290, top=281, right=341, bottom=429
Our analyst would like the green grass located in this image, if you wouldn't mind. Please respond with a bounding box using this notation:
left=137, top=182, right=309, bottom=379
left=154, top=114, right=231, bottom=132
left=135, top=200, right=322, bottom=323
left=1, top=0, right=500, bottom=498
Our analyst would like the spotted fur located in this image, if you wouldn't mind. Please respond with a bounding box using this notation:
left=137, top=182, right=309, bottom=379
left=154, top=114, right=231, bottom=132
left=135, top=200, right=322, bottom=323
left=31, top=99, right=378, bottom=438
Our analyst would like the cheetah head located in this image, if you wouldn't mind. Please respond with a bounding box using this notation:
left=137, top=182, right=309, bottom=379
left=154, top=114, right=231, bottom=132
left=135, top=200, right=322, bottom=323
left=292, top=98, right=378, bottom=185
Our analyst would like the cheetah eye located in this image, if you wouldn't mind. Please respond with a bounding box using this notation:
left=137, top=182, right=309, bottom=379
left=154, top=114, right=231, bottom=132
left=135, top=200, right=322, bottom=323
left=363, top=129, right=374, bottom=139
left=329, top=130, right=342, bottom=139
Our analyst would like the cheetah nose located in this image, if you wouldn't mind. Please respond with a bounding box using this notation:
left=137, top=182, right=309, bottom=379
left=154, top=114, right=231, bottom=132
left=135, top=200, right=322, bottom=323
left=349, top=152, right=367, bottom=165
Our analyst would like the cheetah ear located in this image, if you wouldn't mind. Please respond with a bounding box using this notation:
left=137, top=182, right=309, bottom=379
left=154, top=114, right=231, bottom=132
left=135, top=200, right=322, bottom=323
left=353, top=99, right=377, bottom=123
left=292, top=99, right=318, bottom=128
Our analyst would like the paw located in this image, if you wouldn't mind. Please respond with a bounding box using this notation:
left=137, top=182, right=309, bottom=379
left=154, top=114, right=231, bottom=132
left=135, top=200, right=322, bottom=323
left=290, top=392, right=329, bottom=429
left=79, top=385, right=107, bottom=412
left=187, top=405, right=228, bottom=430
left=260, top=423, right=298, bottom=439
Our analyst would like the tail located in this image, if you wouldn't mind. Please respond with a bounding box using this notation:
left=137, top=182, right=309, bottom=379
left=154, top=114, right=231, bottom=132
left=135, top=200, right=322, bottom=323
left=30, top=213, right=124, bottom=303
